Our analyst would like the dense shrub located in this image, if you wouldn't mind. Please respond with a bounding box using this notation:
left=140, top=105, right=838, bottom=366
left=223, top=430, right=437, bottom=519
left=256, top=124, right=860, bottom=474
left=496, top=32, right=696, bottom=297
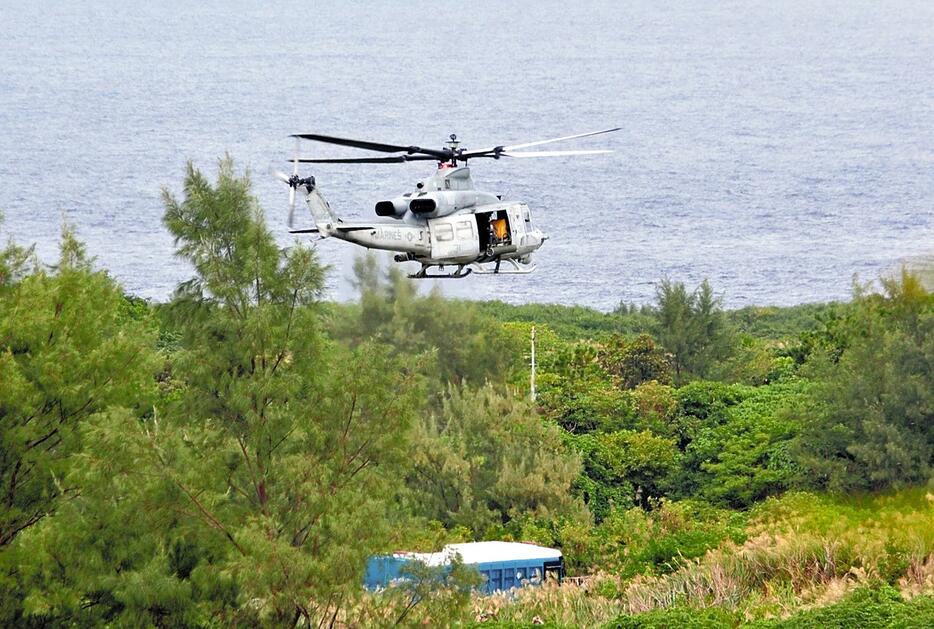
left=750, top=586, right=934, bottom=628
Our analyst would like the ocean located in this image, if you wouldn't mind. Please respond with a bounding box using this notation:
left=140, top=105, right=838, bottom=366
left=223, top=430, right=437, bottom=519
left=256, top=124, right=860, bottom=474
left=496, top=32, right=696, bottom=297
left=1, top=0, right=932, bottom=310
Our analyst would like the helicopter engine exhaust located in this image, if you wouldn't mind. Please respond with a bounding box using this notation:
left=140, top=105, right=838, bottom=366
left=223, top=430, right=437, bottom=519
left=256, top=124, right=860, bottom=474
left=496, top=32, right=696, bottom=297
left=409, top=198, right=437, bottom=215
left=375, top=199, right=407, bottom=217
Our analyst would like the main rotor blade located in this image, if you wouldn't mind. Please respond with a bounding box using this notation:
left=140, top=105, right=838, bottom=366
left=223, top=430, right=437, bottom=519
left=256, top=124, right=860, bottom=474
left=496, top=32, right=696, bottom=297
left=505, top=128, right=621, bottom=151
left=292, top=133, right=450, bottom=160
left=459, top=127, right=621, bottom=159
left=500, top=149, right=614, bottom=158
left=294, top=155, right=437, bottom=164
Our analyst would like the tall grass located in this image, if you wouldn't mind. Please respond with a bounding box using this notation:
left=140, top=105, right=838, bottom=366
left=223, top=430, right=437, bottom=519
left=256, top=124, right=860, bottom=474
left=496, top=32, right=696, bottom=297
left=457, top=489, right=934, bottom=627
left=619, top=490, right=934, bottom=615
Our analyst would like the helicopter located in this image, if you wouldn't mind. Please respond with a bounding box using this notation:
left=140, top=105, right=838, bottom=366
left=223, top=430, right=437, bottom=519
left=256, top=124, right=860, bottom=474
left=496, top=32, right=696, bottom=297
left=273, top=128, right=619, bottom=278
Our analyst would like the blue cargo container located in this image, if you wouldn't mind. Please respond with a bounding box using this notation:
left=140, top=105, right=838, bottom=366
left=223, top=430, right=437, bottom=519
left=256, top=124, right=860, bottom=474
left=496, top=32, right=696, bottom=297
left=365, top=541, right=564, bottom=594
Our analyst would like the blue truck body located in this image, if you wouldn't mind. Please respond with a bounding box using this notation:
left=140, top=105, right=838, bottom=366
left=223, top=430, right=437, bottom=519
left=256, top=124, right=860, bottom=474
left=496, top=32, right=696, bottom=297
left=365, top=541, right=564, bottom=594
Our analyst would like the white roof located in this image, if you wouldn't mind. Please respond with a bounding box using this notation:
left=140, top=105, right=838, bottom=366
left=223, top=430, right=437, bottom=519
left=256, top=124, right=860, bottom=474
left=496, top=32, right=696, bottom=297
left=394, top=541, right=561, bottom=567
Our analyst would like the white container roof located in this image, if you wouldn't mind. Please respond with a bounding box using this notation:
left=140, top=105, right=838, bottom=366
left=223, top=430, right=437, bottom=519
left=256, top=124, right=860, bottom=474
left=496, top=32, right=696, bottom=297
left=393, top=541, right=561, bottom=567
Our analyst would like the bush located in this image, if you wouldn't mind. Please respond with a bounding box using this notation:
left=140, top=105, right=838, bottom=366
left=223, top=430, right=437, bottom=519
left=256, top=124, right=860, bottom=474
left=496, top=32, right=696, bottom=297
left=749, top=586, right=934, bottom=628
left=607, top=606, right=740, bottom=628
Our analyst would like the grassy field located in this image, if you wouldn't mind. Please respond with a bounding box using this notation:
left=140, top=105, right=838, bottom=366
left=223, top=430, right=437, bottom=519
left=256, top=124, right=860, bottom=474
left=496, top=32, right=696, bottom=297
left=447, top=489, right=934, bottom=627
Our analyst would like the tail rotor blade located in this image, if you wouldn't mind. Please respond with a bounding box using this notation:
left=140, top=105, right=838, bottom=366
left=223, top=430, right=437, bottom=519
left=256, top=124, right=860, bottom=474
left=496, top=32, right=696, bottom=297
left=271, top=165, right=298, bottom=227
left=292, top=137, right=300, bottom=177
left=288, top=187, right=296, bottom=227
left=289, top=139, right=299, bottom=227
left=271, top=168, right=292, bottom=184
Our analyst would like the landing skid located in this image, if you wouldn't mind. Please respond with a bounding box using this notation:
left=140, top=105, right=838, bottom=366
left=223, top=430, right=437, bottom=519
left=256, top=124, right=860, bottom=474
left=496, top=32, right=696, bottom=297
left=409, top=264, right=473, bottom=279
left=407, top=259, right=536, bottom=279
left=470, top=259, right=537, bottom=275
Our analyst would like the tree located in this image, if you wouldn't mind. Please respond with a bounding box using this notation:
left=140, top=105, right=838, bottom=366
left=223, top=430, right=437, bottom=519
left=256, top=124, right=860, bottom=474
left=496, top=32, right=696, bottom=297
left=333, top=253, right=521, bottom=389
left=155, top=158, right=424, bottom=625
left=629, top=380, right=678, bottom=437
left=0, top=217, right=36, bottom=287
left=0, top=228, right=158, bottom=550
left=600, top=333, right=672, bottom=389
left=653, top=279, right=732, bottom=382
left=407, top=384, right=582, bottom=535
left=537, top=338, right=634, bottom=434
left=793, top=269, right=933, bottom=490
left=595, top=430, right=679, bottom=508
left=373, top=555, right=481, bottom=626
left=688, top=380, right=808, bottom=506
left=8, top=159, right=423, bottom=627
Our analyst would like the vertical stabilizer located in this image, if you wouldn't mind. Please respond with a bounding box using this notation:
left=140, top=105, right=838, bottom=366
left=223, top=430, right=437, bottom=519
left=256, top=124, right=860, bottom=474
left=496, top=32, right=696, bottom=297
left=304, top=186, right=339, bottom=236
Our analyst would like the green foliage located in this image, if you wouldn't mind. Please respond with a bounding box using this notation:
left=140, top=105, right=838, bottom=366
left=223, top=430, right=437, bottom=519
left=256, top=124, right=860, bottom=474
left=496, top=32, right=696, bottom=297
left=162, top=158, right=325, bottom=309
left=599, top=500, right=745, bottom=578
left=712, top=335, right=796, bottom=386
left=332, top=253, right=521, bottom=388
left=534, top=336, right=635, bottom=434
left=151, top=159, right=420, bottom=624
left=629, top=381, right=678, bottom=437
left=466, top=488, right=934, bottom=627
left=2, top=159, right=423, bottom=627
left=570, top=433, right=637, bottom=520
left=747, top=488, right=934, bottom=559
left=407, top=384, right=582, bottom=534
left=0, top=222, right=36, bottom=287
left=542, top=374, right=633, bottom=435
left=726, top=302, right=843, bottom=341
left=749, top=586, right=934, bottom=628
left=0, top=227, right=158, bottom=550
left=600, top=334, right=672, bottom=389
left=674, top=380, right=750, bottom=421
left=686, top=380, right=810, bottom=507
left=6, top=408, right=229, bottom=627
left=562, top=369, right=809, bottom=518
left=608, top=588, right=934, bottom=628
left=608, top=605, right=741, bottom=628
left=379, top=554, right=483, bottom=626
left=793, top=270, right=934, bottom=491
left=3, top=169, right=932, bottom=626
left=474, top=300, right=655, bottom=341
left=654, top=279, right=733, bottom=383
left=594, top=431, right=679, bottom=507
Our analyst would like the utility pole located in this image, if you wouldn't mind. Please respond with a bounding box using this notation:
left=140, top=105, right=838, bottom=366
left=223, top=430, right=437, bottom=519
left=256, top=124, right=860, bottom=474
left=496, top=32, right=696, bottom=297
left=530, top=325, right=537, bottom=402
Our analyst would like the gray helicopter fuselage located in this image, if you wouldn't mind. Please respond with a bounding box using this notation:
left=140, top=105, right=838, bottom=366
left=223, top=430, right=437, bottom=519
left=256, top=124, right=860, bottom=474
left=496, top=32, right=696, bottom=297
left=322, top=200, right=544, bottom=266
left=374, top=166, right=500, bottom=219
left=299, top=163, right=546, bottom=274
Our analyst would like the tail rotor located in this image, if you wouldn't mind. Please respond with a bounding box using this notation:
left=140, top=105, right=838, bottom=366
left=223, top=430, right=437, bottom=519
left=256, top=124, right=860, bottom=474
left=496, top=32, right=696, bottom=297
left=289, top=136, right=299, bottom=224
left=272, top=137, right=315, bottom=228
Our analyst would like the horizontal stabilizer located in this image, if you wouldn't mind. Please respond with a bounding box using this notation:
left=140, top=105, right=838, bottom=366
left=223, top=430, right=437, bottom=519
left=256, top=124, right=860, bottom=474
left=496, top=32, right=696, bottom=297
left=289, top=225, right=373, bottom=234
